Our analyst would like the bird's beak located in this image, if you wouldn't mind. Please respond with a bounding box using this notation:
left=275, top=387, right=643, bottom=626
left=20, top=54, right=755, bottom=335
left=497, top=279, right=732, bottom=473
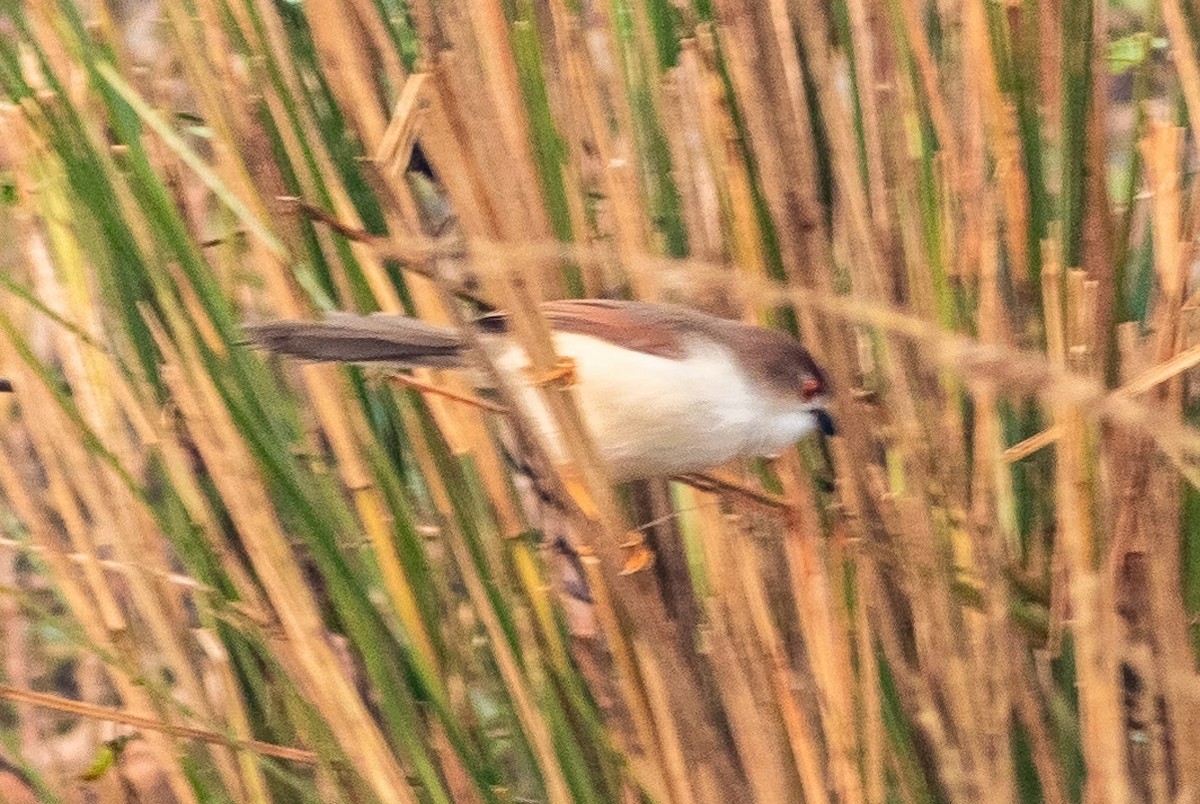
left=813, top=407, right=836, bottom=437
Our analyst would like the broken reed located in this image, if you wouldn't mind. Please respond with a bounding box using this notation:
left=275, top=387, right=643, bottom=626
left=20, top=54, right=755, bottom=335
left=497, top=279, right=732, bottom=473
left=0, top=0, right=1197, bottom=802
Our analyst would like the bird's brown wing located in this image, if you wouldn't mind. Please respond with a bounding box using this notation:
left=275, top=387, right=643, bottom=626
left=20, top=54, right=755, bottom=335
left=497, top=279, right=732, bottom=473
left=475, top=299, right=691, bottom=359
left=477, top=299, right=827, bottom=402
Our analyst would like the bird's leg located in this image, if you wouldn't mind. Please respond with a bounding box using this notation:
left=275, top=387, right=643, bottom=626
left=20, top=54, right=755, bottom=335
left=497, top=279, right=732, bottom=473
left=617, top=531, right=655, bottom=575
left=523, top=355, right=578, bottom=387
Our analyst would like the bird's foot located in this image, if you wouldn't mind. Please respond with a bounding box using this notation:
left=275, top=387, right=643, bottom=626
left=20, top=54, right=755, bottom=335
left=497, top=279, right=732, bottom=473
left=525, top=356, right=578, bottom=387
left=618, top=531, right=655, bottom=575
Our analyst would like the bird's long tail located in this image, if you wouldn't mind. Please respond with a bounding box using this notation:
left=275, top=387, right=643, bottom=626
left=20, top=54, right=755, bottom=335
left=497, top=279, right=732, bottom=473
left=244, top=312, right=468, bottom=368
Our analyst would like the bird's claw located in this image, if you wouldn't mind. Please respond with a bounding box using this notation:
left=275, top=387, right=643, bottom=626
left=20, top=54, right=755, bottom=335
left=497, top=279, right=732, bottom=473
left=526, top=356, right=578, bottom=387
left=618, top=532, right=655, bottom=575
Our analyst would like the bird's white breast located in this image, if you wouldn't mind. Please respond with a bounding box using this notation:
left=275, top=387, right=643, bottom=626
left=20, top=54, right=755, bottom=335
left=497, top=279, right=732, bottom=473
left=490, top=332, right=818, bottom=480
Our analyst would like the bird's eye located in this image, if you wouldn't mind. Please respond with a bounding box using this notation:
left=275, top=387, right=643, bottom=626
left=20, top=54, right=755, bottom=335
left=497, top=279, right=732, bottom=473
left=801, top=376, right=822, bottom=400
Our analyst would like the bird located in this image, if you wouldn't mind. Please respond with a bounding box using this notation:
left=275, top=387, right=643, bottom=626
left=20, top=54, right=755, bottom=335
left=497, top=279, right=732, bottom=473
left=245, top=298, right=834, bottom=482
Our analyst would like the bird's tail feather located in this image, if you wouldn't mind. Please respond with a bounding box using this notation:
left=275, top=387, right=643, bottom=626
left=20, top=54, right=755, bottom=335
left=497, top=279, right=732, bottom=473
left=244, top=312, right=468, bottom=368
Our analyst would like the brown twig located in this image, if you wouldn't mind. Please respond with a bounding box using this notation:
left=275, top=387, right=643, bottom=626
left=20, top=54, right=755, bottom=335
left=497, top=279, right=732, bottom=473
left=1002, top=427, right=1062, bottom=463
left=387, top=373, right=508, bottom=414
left=675, top=472, right=794, bottom=513
left=0, top=685, right=317, bottom=764
left=277, top=196, right=492, bottom=309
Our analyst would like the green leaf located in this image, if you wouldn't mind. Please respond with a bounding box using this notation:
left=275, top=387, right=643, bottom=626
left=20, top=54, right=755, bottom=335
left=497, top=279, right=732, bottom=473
left=1107, top=32, right=1151, bottom=75
left=78, top=735, right=137, bottom=782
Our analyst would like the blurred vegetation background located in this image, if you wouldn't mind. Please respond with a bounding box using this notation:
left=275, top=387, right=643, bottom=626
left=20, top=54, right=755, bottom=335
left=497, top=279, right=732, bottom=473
left=0, top=0, right=1198, bottom=801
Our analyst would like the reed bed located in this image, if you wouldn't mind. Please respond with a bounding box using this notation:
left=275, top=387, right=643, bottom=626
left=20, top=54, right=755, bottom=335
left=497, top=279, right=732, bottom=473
left=0, top=0, right=1196, bottom=801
